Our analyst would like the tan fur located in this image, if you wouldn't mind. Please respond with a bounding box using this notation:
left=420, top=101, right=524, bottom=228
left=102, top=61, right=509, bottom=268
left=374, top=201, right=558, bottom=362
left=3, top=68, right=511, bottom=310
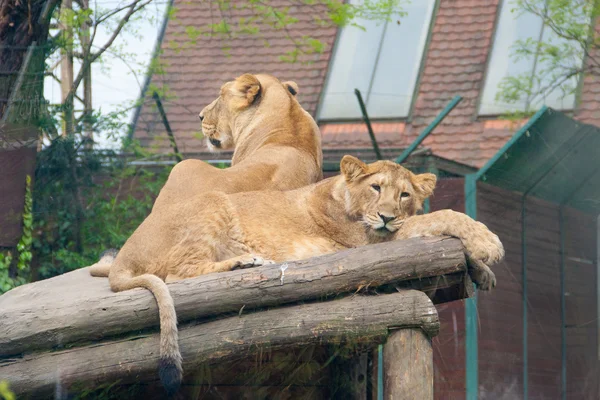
left=89, top=73, right=322, bottom=277
left=88, top=74, right=322, bottom=271
left=151, top=73, right=323, bottom=210
left=106, top=156, right=504, bottom=391
left=89, top=74, right=322, bottom=276
left=89, top=73, right=323, bottom=393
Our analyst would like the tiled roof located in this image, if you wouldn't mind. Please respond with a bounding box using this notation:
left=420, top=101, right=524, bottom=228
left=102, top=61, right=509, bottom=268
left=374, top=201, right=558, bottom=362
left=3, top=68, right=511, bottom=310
left=133, top=0, right=337, bottom=153
left=575, top=24, right=600, bottom=126
left=133, top=0, right=600, bottom=170
left=408, top=0, right=502, bottom=167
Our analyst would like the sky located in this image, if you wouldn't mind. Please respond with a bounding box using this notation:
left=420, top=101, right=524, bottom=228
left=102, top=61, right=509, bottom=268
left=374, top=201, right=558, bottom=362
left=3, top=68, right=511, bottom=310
left=44, top=0, right=169, bottom=149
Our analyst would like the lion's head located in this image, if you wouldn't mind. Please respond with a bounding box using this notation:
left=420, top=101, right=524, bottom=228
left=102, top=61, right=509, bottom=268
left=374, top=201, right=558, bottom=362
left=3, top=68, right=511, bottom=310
left=199, top=73, right=299, bottom=151
left=340, top=155, right=437, bottom=237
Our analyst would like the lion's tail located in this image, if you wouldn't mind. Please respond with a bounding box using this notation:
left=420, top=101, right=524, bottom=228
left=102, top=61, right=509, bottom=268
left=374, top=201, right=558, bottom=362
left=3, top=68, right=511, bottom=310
left=89, top=249, right=119, bottom=277
left=109, top=271, right=182, bottom=395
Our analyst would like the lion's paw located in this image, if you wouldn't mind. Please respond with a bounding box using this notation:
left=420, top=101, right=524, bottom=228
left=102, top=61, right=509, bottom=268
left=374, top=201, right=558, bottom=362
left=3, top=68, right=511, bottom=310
left=460, top=223, right=503, bottom=291
left=232, top=254, right=275, bottom=270
left=468, top=259, right=497, bottom=290
left=463, top=223, right=505, bottom=266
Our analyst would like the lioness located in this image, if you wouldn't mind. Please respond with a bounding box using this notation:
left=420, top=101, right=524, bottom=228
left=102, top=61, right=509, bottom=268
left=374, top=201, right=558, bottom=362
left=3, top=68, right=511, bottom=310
left=90, top=73, right=323, bottom=277
left=107, top=156, right=504, bottom=394
left=152, top=73, right=323, bottom=209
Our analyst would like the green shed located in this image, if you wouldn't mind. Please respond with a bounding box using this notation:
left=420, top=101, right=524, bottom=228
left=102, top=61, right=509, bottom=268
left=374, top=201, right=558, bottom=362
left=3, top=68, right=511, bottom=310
left=457, top=107, right=600, bottom=399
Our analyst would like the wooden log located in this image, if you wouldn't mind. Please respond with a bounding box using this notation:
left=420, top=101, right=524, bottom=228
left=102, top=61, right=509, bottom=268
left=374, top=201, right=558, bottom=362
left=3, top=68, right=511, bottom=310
left=329, top=349, right=369, bottom=399
left=0, top=236, right=468, bottom=357
left=348, top=352, right=369, bottom=399
left=383, top=329, right=433, bottom=400
left=390, top=270, right=474, bottom=304
left=0, top=290, right=438, bottom=399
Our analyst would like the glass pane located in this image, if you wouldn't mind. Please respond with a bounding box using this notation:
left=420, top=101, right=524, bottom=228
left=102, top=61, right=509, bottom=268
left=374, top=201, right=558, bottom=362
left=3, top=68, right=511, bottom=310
left=318, top=15, right=385, bottom=120
left=367, top=0, right=436, bottom=118
left=479, top=0, right=543, bottom=115
left=529, top=19, right=583, bottom=111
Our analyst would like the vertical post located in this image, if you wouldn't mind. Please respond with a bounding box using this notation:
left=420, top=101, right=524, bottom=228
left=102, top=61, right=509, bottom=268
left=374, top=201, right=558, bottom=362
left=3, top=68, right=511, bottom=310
left=383, top=329, right=433, bottom=399
left=350, top=352, right=368, bottom=399
left=464, top=173, right=478, bottom=400
left=81, top=0, right=93, bottom=148
left=369, top=347, right=380, bottom=400
left=330, top=350, right=368, bottom=399
left=559, top=207, right=566, bottom=400
left=377, top=344, right=383, bottom=400
left=597, top=215, right=600, bottom=363
left=522, top=196, right=528, bottom=399
left=60, top=0, right=74, bottom=137
left=354, top=88, right=383, bottom=161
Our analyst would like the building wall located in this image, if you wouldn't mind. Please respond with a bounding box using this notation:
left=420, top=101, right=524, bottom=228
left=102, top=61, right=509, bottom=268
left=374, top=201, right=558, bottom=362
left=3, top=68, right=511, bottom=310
left=132, top=0, right=600, bottom=170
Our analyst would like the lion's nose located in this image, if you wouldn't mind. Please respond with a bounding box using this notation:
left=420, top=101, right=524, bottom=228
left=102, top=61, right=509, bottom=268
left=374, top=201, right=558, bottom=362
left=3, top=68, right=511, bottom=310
left=199, top=114, right=204, bottom=121
left=209, top=137, right=221, bottom=147
left=378, top=213, right=395, bottom=224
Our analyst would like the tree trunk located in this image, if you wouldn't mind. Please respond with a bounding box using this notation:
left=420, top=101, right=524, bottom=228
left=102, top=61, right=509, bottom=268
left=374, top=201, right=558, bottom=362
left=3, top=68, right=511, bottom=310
left=0, top=290, right=439, bottom=399
left=0, top=236, right=471, bottom=357
left=59, top=0, right=74, bottom=137
left=383, top=329, right=433, bottom=400
left=0, top=0, right=56, bottom=124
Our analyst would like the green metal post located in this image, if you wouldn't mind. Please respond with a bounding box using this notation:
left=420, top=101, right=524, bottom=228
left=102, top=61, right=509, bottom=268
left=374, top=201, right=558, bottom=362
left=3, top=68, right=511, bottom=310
left=153, top=92, right=183, bottom=162
left=354, top=88, right=383, bottom=160
left=395, top=96, right=462, bottom=164
left=377, top=344, right=383, bottom=400
left=465, top=174, right=478, bottom=400
left=521, top=196, right=528, bottom=399
left=559, top=207, right=566, bottom=400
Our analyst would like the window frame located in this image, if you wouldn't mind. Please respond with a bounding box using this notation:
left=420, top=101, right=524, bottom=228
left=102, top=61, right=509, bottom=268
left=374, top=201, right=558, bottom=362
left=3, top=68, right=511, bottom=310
left=315, top=0, right=439, bottom=123
left=477, top=0, right=585, bottom=118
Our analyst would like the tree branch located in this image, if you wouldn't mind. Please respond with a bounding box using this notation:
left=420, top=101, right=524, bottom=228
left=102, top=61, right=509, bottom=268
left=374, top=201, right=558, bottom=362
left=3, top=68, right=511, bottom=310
left=64, top=0, right=153, bottom=106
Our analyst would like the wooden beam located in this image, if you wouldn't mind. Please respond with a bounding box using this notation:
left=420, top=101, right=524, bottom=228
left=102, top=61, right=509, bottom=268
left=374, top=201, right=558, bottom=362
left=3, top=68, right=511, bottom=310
left=0, top=237, right=470, bottom=357
left=383, top=329, right=433, bottom=400
left=0, top=290, right=439, bottom=399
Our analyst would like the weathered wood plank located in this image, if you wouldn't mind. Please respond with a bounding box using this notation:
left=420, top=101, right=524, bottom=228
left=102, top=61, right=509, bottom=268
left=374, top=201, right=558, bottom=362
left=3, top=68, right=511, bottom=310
left=0, top=290, right=439, bottom=399
left=0, top=236, right=468, bottom=357
left=383, top=328, right=433, bottom=400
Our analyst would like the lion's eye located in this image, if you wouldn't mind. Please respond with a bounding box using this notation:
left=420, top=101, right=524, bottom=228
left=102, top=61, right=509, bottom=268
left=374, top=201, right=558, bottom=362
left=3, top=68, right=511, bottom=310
left=371, top=184, right=381, bottom=192
left=400, top=192, right=410, bottom=198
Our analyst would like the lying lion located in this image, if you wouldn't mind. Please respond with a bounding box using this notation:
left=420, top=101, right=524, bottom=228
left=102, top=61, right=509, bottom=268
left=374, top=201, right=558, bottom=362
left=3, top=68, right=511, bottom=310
left=90, top=73, right=323, bottom=276
left=107, top=155, right=504, bottom=394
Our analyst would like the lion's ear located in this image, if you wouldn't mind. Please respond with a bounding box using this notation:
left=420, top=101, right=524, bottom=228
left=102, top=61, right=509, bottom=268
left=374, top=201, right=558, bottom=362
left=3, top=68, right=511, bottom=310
left=412, top=173, right=437, bottom=199
left=341, top=155, right=367, bottom=182
left=283, top=81, right=298, bottom=96
left=230, top=74, right=261, bottom=109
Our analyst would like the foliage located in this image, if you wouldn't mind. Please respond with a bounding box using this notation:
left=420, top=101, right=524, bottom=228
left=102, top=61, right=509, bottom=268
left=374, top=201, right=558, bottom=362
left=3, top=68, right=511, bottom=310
left=0, top=381, right=15, bottom=400
left=0, top=175, right=33, bottom=294
left=497, top=0, right=599, bottom=112
left=31, top=137, right=170, bottom=280
left=44, top=0, right=407, bottom=133
left=169, top=0, right=406, bottom=63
